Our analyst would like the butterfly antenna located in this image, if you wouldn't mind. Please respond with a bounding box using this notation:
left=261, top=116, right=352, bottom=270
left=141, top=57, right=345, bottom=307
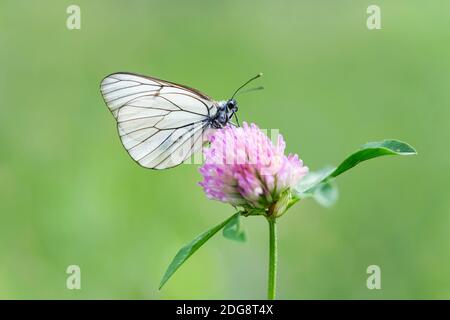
left=230, top=73, right=263, bottom=100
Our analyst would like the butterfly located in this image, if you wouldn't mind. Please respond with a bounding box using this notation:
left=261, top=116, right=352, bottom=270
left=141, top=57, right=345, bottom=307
left=100, top=72, right=262, bottom=169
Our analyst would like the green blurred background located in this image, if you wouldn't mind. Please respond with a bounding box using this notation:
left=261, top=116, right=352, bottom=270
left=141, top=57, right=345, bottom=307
left=0, top=0, right=449, bottom=299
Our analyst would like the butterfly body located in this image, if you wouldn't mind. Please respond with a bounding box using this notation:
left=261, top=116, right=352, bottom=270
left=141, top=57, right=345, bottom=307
left=100, top=72, right=260, bottom=169
left=100, top=72, right=236, bottom=169
left=210, top=99, right=238, bottom=129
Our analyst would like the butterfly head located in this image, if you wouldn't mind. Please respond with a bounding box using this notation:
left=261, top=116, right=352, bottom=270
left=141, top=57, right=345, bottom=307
left=226, top=99, right=238, bottom=113
left=211, top=74, right=263, bottom=128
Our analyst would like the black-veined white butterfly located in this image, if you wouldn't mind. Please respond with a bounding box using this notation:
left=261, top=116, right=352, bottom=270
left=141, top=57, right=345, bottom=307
left=100, top=72, right=262, bottom=169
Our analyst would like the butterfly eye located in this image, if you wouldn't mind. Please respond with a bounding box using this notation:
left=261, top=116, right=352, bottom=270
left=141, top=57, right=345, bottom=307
left=227, top=100, right=236, bottom=109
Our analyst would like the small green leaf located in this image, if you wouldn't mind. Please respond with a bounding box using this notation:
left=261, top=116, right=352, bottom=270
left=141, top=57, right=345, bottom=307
left=223, top=213, right=246, bottom=242
left=294, top=139, right=416, bottom=201
left=295, top=166, right=335, bottom=195
left=313, top=181, right=338, bottom=207
left=159, top=212, right=239, bottom=290
left=294, top=169, right=338, bottom=207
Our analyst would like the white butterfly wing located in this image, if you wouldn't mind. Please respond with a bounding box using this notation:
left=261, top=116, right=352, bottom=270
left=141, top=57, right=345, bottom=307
left=100, top=72, right=217, bottom=169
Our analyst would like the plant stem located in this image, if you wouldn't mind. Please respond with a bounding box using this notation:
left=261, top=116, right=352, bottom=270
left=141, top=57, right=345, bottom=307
left=267, top=217, right=277, bottom=300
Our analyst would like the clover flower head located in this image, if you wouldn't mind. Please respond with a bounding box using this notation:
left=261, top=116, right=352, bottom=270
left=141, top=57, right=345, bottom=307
left=199, top=122, right=308, bottom=213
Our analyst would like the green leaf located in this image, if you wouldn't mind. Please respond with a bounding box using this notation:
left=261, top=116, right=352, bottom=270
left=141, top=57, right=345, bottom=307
left=223, top=213, right=246, bottom=242
left=313, top=181, right=339, bottom=207
left=294, top=139, right=417, bottom=202
left=159, top=212, right=239, bottom=290
left=330, top=139, right=417, bottom=179
left=294, top=169, right=339, bottom=207
left=295, top=166, right=336, bottom=195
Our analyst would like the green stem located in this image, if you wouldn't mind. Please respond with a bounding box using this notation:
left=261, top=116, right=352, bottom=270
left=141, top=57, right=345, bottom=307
left=267, top=217, right=277, bottom=300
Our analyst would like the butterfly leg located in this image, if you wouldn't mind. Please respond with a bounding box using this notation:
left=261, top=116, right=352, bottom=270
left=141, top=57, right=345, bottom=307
left=233, top=113, right=241, bottom=127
